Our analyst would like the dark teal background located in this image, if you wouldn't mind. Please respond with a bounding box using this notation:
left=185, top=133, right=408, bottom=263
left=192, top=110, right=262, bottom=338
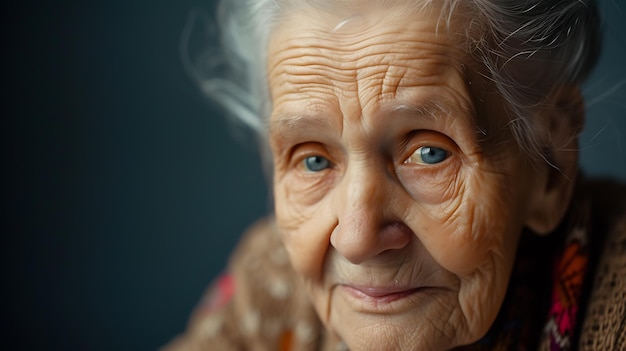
left=3, top=1, right=624, bottom=350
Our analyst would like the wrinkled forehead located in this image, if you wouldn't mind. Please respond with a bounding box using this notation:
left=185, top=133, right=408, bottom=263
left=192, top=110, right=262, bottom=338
left=266, top=3, right=483, bottom=115
left=265, top=2, right=479, bottom=96
left=268, top=12, right=463, bottom=79
left=269, top=5, right=469, bottom=77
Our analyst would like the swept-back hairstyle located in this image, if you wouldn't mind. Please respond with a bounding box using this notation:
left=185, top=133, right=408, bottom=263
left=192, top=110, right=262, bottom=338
left=186, top=0, right=601, bottom=162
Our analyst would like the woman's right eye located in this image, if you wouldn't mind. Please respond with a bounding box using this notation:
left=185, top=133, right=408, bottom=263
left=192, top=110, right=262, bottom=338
left=303, top=155, right=331, bottom=172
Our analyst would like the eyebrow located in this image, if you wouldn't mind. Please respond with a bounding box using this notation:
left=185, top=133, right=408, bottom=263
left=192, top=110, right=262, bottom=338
left=269, top=113, right=338, bottom=143
left=388, top=99, right=455, bottom=121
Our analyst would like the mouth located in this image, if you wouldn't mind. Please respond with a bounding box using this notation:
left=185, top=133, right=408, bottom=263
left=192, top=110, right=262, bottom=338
left=339, top=285, right=423, bottom=304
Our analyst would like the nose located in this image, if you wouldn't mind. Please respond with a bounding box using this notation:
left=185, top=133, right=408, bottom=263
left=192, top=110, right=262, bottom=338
left=330, top=165, right=412, bottom=264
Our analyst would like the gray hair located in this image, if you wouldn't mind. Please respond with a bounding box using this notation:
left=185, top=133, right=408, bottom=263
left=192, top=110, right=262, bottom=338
left=185, top=0, right=601, bottom=162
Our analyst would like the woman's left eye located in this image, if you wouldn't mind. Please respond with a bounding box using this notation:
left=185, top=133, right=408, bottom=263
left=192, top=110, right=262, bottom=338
left=405, top=146, right=448, bottom=165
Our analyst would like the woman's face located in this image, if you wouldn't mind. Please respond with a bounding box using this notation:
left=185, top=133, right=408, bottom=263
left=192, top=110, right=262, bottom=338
left=268, top=5, right=547, bottom=350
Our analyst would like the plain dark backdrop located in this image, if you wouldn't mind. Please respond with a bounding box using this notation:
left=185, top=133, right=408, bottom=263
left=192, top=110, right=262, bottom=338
left=3, top=1, right=625, bottom=350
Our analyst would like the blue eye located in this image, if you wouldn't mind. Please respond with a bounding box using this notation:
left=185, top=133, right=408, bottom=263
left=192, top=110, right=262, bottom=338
left=406, top=146, right=448, bottom=165
left=303, top=156, right=331, bottom=172
left=418, top=146, right=447, bottom=164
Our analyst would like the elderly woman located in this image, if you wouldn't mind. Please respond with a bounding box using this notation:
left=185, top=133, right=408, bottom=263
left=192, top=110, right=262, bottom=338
left=166, top=0, right=625, bottom=350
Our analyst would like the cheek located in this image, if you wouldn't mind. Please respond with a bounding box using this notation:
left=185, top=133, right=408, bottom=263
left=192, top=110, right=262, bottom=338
left=274, top=179, right=335, bottom=281
left=402, top=164, right=530, bottom=336
left=402, top=163, right=526, bottom=277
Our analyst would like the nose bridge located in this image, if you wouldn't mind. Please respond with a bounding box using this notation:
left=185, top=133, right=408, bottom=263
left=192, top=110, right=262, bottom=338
left=341, top=157, right=385, bottom=223
left=331, top=157, right=409, bottom=264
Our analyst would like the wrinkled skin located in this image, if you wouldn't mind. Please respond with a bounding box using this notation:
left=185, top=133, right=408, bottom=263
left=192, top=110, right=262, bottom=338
left=268, top=4, right=578, bottom=350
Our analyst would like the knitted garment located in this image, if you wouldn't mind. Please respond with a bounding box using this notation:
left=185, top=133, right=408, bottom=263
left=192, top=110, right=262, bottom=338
left=163, top=184, right=626, bottom=350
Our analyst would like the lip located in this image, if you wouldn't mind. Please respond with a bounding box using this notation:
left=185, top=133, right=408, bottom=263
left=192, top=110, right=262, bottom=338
left=340, top=285, right=421, bottom=304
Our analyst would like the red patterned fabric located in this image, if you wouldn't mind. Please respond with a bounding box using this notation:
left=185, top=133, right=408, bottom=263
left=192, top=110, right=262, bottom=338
left=543, top=205, right=590, bottom=350
left=197, top=274, right=235, bottom=316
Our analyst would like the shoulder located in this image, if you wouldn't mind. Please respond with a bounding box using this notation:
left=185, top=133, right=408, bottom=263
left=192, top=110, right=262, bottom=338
left=163, top=217, right=323, bottom=351
left=228, top=217, right=313, bottom=319
left=578, top=178, right=626, bottom=350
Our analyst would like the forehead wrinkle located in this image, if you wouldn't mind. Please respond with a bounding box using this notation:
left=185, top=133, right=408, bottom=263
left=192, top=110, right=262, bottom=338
left=267, top=6, right=460, bottom=70
left=267, top=18, right=462, bottom=96
left=268, top=17, right=461, bottom=92
left=269, top=39, right=457, bottom=110
left=269, top=29, right=456, bottom=72
left=267, top=2, right=470, bottom=91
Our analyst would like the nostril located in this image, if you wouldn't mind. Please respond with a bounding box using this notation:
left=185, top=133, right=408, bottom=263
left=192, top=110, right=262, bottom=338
left=380, top=221, right=413, bottom=250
